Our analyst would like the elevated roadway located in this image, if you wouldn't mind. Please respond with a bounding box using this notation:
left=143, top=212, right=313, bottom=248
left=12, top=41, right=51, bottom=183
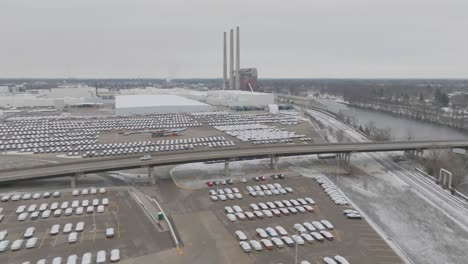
left=1, top=140, right=467, bottom=184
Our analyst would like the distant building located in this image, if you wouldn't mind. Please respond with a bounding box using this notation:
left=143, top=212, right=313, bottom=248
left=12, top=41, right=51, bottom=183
left=115, top=94, right=213, bottom=115
left=238, top=68, right=259, bottom=92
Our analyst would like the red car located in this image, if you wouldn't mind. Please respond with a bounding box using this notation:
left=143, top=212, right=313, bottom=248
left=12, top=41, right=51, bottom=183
left=259, top=176, right=266, bottom=181
left=206, top=181, right=214, bottom=187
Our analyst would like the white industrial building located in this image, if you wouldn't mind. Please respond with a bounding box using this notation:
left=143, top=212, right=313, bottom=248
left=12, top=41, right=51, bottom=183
left=115, top=94, right=213, bottom=115
left=205, top=90, right=274, bottom=107
left=116, top=88, right=274, bottom=107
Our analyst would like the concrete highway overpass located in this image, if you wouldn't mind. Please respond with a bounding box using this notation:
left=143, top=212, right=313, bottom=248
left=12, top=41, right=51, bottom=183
left=1, top=140, right=467, bottom=186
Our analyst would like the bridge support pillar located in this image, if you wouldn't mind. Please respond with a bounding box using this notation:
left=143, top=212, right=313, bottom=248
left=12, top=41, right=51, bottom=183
left=224, top=160, right=230, bottom=176
left=270, top=155, right=279, bottom=171
left=337, top=153, right=351, bottom=170
left=148, top=166, right=156, bottom=185
left=70, top=173, right=80, bottom=188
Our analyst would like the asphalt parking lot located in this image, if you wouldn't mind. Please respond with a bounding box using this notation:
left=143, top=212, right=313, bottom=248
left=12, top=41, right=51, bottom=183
left=0, top=188, right=173, bottom=264
left=152, top=174, right=403, bottom=264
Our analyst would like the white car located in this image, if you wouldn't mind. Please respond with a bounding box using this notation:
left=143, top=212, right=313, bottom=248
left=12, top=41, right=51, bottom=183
left=140, top=155, right=152, bottom=161
left=11, top=194, right=22, bottom=201
left=235, top=230, right=247, bottom=241
left=101, top=198, right=109, bottom=206
left=32, top=193, right=41, bottom=200
left=239, top=241, right=252, bottom=253
left=72, top=190, right=79, bottom=196
left=1, top=195, right=10, bottom=202
left=305, top=197, right=315, bottom=205
left=24, top=227, right=35, bottom=238
left=53, top=191, right=60, bottom=198
left=18, top=212, right=28, bottom=221
left=81, top=189, right=89, bottom=195
left=16, top=205, right=26, bottom=214
left=54, top=209, right=62, bottom=217
left=210, top=195, right=218, bottom=201
left=256, top=228, right=268, bottom=239
left=76, top=207, right=84, bottom=215
left=234, top=193, right=243, bottom=199
left=271, top=237, right=285, bottom=248
left=227, top=213, right=236, bottom=222
left=312, top=221, right=326, bottom=231
left=321, top=220, right=334, bottom=230
left=92, top=199, right=99, bottom=206
left=262, top=209, right=273, bottom=218
left=110, top=249, right=120, bottom=262
left=61, top=201, right=69, bottom=209
left=67, top=255, right=78, bottom=264
left=41, top=210, right=51, bottom=219
left=39, top=203, right=48, bottom=211
left=68, top=232, right=78, bottom=243
left=50, top=202, right=59, bottom=210
left=63, top=223, right=73, bottom=234
left=11, top=239, right=23, bottom=251
left=300, top=233, right=314, bottom=243
left=22, top=193, right=31, bottom=200
left=233, top=205, right=243, bottom=213
left=0, top=240, right=9, bottom=252
left=50, top=224, right=60, bottom=235
left=25, top=237, right=38, bottom=249
left=291, top=234, right=305, bottom=245
left=99, top=188, right=107, bottom=194
left=0, top=230, right=7, bottom=240
left=294, top=223, right=308, bottom=234
left=249, top=240, right=263, bottom=251
left=265, top=227, right=278, bottom=237
left=106, top=228, right=114, bottom=238
left=303, top=222, right=316, bottom=232
left=42, top=192, right=51, bottom=198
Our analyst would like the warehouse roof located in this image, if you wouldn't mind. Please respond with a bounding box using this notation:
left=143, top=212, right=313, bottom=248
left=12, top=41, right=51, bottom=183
left=115, top=94, right=209, bottom=108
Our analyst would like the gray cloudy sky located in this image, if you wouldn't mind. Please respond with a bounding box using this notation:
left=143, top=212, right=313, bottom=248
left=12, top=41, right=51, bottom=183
left=1, top=0, right=467, bottom=78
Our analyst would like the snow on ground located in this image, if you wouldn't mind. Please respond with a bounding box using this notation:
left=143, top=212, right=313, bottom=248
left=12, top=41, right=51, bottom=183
left=305, top=108, right=468, bottom=264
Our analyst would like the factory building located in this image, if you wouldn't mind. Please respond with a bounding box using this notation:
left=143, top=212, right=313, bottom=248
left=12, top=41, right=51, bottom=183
left=238, top=68, right=259, bottom=91
left=114, top=94, right=213, bottom=115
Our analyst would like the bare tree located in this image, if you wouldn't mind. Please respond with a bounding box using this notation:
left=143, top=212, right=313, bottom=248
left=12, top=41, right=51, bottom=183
left=336, top=130, right=345, bottom=142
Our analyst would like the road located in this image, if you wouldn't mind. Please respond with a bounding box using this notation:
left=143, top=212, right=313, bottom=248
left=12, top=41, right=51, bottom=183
left=1, top=140, right=468, bottom=183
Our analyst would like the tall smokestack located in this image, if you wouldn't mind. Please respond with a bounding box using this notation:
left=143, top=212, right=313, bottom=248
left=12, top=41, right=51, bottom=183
left=223, top=32, right=227, bottom=90
left=235, top=26, right=240, bottom=90
left=229, top=29, right=234, bottom=90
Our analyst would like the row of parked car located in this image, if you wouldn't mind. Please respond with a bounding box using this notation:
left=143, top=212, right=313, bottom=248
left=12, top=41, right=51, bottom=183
left=343, top=209, right=362, bottom=220
left=315, top=176, right=350, bottom=206
left=323, top=255, right=350, bottom=264
left=19, top=249, right=120, bottom=264
left=246, top=183, right=294, bottom=197
left=15, top=198, right=109, bottom=221
left=72, top=188, right=107, bottom=196
left=225, top=198, right=316, bottom=222
left=1, top=191, right=61, bottom=202
left=202, top=112, right=300, bottom=127
left=209, top=188, right=243, bottom=201
left=156, top=136, right=228, bottom=145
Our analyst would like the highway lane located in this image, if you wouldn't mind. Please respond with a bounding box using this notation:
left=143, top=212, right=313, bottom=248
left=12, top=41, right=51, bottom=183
left=1, top=140, right=468, bottom=183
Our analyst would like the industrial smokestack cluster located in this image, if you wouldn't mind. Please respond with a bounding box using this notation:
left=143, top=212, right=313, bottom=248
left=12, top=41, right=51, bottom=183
left=223, top=26, right=240, bottom=90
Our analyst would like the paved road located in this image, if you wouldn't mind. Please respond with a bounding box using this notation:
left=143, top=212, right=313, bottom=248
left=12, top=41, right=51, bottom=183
left=0, top=140, right=467, bottom=183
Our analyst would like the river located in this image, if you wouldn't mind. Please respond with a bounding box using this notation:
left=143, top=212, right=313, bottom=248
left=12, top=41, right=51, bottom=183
left=317, top=99, right=468, bottom=140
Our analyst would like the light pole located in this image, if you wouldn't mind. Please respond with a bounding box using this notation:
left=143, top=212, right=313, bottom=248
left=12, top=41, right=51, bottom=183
left=294, top=240, right=298, bottom=264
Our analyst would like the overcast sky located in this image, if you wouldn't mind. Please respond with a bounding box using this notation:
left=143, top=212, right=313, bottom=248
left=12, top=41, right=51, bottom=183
left=1, top=0, right=467, bottom=79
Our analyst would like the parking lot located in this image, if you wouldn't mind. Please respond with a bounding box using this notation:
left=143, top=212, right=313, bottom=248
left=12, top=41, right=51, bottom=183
left=152, top=173, right=403, bottom=264
left=0, top=187, right=173, bottom=263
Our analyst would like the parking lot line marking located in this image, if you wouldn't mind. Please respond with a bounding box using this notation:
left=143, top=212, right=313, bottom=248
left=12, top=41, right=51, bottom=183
left=333, top=230, right=341, bottom=241
left=52, top=234, right=59, bottom=247
left=93, top=229, right=96, bottom=242
left=4, top=211, right=14, bottom=222
left=39, top=229, right=49, bottom=248
left=117, top=221, right=121, bottom=238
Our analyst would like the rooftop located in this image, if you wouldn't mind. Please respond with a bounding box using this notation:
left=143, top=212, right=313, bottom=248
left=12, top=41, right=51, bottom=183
left=115, top=94, right=209, bottom=108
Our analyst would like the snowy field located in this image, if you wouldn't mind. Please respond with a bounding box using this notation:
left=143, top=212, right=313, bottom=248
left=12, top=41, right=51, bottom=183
left=306, top=108, right=468, bottom=264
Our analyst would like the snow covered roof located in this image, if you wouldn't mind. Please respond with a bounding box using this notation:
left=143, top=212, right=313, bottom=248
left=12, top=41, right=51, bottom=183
left=115, top=94, right=208, bottom=108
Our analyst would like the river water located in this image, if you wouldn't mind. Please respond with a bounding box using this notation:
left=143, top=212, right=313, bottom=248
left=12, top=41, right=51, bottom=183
left=317, top=99, right=468, bottom=140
